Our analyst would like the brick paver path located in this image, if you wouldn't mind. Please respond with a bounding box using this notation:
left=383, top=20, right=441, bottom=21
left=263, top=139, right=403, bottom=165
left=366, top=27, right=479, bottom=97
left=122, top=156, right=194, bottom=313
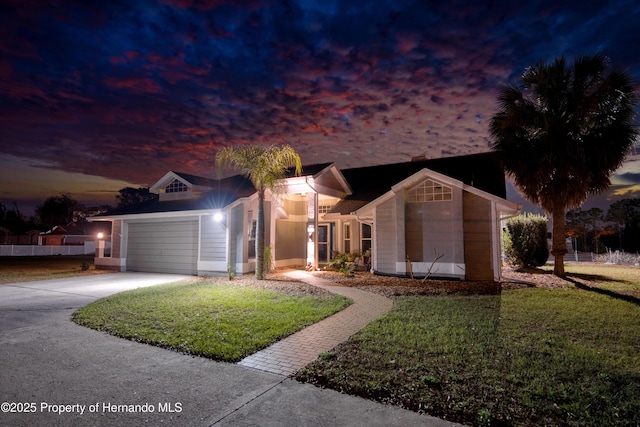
left=238, top=270, right=393, bottom=376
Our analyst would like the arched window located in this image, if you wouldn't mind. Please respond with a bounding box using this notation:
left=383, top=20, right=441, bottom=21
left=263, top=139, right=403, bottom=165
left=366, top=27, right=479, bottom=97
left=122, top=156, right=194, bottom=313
left=165, top=179, right=188, bottom=193
left=407, top=179, right=452, bottom=202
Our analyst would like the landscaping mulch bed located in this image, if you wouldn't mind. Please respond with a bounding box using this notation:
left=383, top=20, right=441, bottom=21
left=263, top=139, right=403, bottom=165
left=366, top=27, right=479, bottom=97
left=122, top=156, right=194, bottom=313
left=308, top=266, right=591, bottom=297
left=311, top=270, right=502, bottom=296
left=226, top=265, right=608, bottom=298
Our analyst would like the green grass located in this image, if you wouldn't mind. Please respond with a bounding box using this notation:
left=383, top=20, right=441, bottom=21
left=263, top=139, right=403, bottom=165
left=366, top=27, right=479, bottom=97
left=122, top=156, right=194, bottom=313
left=546, top=263, right=640, bottom=298
left=0, top=255, right=108, bottom=284
left=296, top=288, right=640, bottom=426
left=73, top=279, right=351, bottom=362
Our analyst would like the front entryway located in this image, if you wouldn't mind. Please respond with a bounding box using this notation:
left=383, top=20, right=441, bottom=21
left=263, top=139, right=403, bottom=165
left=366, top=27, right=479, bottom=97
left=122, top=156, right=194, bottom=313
left=317, top=223, right=333, bottom=263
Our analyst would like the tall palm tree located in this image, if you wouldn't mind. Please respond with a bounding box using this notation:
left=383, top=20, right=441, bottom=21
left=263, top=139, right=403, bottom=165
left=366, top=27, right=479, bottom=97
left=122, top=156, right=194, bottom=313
left=490, top=54, right=637, bottom=277
left=216, top=144, right=302, bottom=280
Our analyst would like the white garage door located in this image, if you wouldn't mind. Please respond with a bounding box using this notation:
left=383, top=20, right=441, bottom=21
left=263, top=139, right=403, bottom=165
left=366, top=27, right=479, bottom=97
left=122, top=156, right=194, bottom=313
left=127, top=220, right=198, bottom=275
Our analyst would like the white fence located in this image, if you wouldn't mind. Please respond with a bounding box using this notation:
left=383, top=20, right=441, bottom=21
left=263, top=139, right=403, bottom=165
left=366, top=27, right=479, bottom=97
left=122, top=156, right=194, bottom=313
left=0, top=242, right=110, bottom=256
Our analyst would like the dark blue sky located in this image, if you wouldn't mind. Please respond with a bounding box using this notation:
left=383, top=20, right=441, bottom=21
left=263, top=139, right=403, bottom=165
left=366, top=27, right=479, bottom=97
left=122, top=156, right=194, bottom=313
left=1, top=0, right=639, bottom=214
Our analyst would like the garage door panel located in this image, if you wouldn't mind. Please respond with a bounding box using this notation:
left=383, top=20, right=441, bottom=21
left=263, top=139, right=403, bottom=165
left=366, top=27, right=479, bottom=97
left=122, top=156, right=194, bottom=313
left=127, top=220, right=198, bottom=275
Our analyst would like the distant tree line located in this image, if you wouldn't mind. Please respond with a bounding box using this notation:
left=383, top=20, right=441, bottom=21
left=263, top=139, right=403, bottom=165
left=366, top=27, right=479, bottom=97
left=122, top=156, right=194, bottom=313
left=0, top=187, right=157, bottom=235
left=566, top=198, right=640, bottom=253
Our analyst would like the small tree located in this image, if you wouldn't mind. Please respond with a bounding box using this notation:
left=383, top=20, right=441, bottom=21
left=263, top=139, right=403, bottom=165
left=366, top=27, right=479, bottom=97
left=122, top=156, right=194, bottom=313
left=116, top=187, right=158, bottom=208
left=36, top=194, right=80, bottom=229
left=504, top=213, right=549, bottom=268
left=216, top=144, right=302, bottom=280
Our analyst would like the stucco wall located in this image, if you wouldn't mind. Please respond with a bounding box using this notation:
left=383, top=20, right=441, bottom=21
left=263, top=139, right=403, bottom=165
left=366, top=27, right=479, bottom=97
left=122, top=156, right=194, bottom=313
left=275, top=221, right=307, bottom=261
left=275, top=197, right=307, bottom=262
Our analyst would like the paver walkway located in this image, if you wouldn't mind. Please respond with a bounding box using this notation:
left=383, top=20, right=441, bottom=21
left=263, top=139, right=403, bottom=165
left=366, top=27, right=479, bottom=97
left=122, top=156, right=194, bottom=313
left=238, top=270, right=393, bottom=376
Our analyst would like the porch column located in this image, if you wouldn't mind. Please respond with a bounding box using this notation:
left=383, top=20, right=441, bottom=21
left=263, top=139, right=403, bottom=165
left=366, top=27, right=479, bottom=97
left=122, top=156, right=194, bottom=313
left=307, top=192, right=318, bottom=270
left=95, top=233, right=105, bottom=258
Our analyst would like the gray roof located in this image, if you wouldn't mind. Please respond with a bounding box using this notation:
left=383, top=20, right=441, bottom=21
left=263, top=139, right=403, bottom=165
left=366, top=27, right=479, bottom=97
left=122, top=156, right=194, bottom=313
left=103, top=174, right=256, bottom=215
left=99, top=154, right=506, bottom=217
left=330, top=152, right=506, bottom=215
left=101, top=163, right=335, bottom=216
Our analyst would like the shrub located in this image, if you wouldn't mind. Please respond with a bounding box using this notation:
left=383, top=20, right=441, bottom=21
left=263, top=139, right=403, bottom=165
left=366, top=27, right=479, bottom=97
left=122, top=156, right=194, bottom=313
left=325, top=252, right=355, bottom=277
left=325, top=252, right=349, bottom=271
left=593, top=251, right=640, bottom=265
left=504, top=213, right=549, bottom=268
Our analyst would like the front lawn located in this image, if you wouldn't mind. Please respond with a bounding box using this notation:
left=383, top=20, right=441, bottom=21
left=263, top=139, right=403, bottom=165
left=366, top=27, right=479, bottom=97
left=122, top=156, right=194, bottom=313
left=296, top=287, right=640, bottom=426
left=73, top=278, right=351, bottom=362
left=0, top=255, right=110, bottom=284
left=547, top=263, right=640, bottom=298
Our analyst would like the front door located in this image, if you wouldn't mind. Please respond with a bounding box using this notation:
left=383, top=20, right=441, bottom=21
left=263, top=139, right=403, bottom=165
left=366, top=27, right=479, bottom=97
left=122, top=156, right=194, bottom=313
left=317, top=223, right=332, bottom=263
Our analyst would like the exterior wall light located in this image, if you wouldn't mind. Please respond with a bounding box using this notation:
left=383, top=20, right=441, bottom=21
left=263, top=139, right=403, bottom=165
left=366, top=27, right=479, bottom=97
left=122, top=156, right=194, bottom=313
left=213, top=212, right=224, bottom=222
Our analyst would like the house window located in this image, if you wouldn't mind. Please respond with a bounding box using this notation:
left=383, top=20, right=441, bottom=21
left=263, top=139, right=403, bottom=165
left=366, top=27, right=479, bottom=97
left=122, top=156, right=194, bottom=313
left=318, top=204, right=334, bottom=214
left=165, top=179, right=188, bottom=193
left=361, top=223, right=371, bottom=254
left=343, top=223, right=351, bottom=253
left=407, top=179, right=452, bottom=202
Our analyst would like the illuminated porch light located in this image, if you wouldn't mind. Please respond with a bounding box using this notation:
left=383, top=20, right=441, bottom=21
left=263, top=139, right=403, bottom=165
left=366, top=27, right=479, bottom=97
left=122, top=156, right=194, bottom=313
left=213, top=212, right=224, bottom=222
left=97, top=232, right=104, bottom=239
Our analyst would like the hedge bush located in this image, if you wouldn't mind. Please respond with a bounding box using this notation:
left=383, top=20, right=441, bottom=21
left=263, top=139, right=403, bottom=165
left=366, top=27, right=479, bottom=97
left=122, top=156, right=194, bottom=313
left=504, top=213, right=549, bottom=268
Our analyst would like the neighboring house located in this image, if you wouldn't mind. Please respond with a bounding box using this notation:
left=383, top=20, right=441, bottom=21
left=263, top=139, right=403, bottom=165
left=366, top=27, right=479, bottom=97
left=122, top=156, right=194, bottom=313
left=3, top=230, right=40, bottom=245
left=40, top=221, right=111, bottom=246
left=90, top=152, right=520, bottom=281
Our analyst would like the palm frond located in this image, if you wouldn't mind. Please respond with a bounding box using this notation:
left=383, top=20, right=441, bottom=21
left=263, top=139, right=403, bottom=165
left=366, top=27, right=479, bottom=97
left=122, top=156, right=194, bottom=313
left=215, top=144, right=302, bottom=192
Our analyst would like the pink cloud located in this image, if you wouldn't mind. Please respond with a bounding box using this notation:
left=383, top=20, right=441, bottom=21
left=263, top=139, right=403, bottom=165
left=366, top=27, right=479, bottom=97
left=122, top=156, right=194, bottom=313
left=102, top=76, right=163, bottom=94
left=5, top=81, right=48, bottom=100
left=301, top=123, right=337, bottom=136
left=395, top=32, right=421, bottom=55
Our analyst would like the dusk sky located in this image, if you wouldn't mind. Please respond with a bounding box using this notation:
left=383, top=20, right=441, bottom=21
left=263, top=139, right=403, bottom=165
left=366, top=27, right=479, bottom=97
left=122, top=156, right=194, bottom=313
left=1, top=0, right=639, bottom=216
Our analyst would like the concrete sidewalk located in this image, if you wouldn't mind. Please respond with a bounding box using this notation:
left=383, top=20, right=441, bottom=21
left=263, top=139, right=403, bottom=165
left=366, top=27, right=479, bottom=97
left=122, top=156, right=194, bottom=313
left=0, top=272, right=461, bottom=426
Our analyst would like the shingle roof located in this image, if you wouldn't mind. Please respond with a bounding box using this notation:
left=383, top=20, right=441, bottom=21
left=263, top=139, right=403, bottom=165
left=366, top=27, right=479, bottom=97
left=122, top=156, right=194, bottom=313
left=103, top=174, right=256, bottom=216
left=42, top=221, right=111, bottom=236
left=286, top=163, right=333, bottom=177
left=173, top=171, right=219, bottom=187
left=330, top=152, right=506, bottom=215
left=99, top=154, right=506, bottom=217
left=100, top=164, right=336, bottom=217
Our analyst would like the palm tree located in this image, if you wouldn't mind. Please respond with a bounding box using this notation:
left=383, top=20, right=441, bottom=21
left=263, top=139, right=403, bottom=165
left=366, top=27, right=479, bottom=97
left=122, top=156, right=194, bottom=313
left=490, top=54, right=637, bottom=276
left=216, top=144, right=302, bottom=280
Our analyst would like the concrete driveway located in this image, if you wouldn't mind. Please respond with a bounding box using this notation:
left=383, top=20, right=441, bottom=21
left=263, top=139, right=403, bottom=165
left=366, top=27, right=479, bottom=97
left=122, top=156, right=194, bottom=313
left=0, top=272, right=458, bottom=427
